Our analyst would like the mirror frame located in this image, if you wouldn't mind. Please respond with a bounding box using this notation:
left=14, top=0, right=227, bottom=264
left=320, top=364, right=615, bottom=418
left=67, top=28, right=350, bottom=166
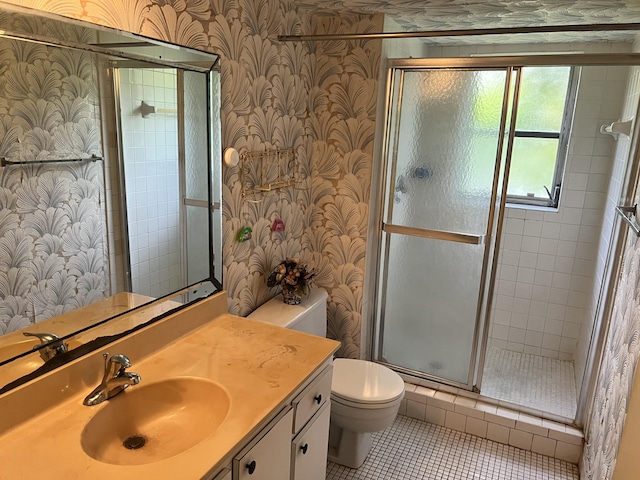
left=0, top=2, right=223, bottom=391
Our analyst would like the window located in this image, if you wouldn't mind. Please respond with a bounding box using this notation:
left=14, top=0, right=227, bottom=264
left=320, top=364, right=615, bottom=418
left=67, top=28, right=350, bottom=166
left=506, top=66, right=578, bottom=208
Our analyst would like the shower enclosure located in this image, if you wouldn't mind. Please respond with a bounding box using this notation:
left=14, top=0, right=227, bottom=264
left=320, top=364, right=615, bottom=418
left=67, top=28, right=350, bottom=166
left=374, top=64, right=517, bottom=391
left=373, top=54, right=640, bottom=421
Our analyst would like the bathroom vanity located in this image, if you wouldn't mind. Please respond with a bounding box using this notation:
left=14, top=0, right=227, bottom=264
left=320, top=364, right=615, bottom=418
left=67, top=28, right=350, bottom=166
left=0, top=291, right=339, bottom=479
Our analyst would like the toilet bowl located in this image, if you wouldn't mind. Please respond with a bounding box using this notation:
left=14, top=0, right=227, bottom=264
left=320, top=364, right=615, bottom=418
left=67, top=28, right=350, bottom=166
left=248, top=288, right=405, bottom=469
left=328, top=358, right=404, bottom=467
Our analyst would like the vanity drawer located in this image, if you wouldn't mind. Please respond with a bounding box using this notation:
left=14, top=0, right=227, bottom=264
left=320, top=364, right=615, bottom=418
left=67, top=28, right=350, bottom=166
left=292, top=364, right=332, bottom=433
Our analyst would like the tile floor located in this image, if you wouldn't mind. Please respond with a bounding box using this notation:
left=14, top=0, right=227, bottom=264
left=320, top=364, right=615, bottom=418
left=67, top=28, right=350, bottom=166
left=326, top=415, right=579, bottom=480
left=481, top=347, right=577, bottom=419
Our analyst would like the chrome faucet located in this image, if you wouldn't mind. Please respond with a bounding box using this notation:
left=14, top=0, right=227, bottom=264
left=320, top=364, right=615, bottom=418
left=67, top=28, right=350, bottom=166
left=83, top=353, right=141, bottom=406
left=23, top=332, right=69, bottom=361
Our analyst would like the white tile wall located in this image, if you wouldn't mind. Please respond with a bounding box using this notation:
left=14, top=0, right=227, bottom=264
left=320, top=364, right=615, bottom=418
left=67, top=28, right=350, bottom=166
left=574, top=54, right=640, bottom=393
left=119, top=68, right=182, bottom=298
left=488, top=58, right=631, bottom=361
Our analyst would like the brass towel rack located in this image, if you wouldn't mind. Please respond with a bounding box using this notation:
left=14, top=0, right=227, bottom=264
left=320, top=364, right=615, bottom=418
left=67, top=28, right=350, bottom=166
left=240, top=148, right=296, bottom=197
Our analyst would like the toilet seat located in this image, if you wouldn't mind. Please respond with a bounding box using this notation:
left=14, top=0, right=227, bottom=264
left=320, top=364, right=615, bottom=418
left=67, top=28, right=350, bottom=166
left=331, top=359, right=405, bottom=408
left=331, top=393, right=401, bottom=410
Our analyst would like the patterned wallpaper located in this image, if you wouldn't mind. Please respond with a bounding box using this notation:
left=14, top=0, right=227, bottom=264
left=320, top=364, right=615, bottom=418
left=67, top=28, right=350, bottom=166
left=2, top=0, right=383, bottom=358
left=7, top=0, right=640, bottom=478
left=214, top=5, right=383, bottom=359
left=0, top=20, right=107, bottom=334
left=582, top=233, right=640, bottom=479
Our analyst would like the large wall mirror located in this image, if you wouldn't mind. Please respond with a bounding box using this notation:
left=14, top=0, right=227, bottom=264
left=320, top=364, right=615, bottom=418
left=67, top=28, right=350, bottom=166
left=0, top=2, right=222, bottom=391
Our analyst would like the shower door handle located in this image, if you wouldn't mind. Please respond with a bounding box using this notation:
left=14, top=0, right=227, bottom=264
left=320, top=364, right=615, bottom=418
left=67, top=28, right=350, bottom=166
left=383, top=223, right=485, bottom=245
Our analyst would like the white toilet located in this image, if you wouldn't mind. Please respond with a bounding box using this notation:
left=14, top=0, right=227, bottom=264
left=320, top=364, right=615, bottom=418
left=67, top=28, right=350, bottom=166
left=248, top=288, right=405, bottom=468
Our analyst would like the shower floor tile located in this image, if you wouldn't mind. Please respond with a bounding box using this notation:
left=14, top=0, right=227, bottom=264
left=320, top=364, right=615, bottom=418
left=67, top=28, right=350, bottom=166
left=326, top=415, right=579, bottom=480
left=481, top=347, right=577, bottom=419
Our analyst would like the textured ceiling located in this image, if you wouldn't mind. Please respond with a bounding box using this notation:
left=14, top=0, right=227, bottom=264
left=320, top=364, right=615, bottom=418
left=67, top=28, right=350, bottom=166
left=296, top=0, right=640, bottom=44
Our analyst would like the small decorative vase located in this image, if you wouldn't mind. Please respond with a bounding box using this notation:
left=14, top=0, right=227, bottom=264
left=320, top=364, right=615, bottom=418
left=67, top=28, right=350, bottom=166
left=282, top=288, right=301, bottom=305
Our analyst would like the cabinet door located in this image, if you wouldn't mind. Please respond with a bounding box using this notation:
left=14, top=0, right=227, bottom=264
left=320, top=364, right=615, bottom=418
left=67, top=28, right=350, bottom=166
left=234, top=408, right=293, bottom=480
left=291, top=402, right=330, bottom=480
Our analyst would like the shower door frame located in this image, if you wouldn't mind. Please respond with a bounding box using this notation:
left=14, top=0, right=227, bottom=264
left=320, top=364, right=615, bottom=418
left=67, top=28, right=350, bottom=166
left=111, top=63, right=216, bottom=296
left=372, top=60, right=521, bottom=392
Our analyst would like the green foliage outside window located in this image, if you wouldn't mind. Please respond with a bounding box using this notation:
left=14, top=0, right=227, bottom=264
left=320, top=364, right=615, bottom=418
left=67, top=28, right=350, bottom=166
left=469, top=66, right=573, bottom=204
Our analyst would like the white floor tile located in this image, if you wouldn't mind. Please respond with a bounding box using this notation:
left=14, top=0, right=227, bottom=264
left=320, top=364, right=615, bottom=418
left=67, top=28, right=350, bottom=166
left=326, top=415, right=579, bottom=480
left=482, top=347, right=577, bottom=418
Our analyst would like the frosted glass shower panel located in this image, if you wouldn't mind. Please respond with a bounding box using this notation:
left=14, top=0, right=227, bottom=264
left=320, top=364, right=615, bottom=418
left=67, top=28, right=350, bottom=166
left=381, top=233, right=483, bottom=385
left=389, top=69, right=508, bottom=234
left=186, top=205, right=209, bottom=284
left=184, top=71, right=209, bottom=201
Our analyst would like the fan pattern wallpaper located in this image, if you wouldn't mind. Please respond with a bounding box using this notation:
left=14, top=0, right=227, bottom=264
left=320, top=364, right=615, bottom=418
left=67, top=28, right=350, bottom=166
left=2, top=0, right=383, bottom=360
left=581, top=228, right=640, bottom=479
left=0, top=21, right=107, bottom=334
left=5, top=1, right=640, bottom=478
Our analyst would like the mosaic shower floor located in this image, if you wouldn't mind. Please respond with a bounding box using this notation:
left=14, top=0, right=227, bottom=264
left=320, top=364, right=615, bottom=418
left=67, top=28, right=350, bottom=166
left=481, top=347, right=577, bottom=419
left=325, top=415, right=579, bottom=480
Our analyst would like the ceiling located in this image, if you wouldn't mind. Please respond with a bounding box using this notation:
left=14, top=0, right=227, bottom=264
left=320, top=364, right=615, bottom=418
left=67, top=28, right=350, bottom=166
left=296, top=0, right=640, bottom=45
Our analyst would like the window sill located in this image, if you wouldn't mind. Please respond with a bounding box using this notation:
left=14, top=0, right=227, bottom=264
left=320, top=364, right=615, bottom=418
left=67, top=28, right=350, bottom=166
left=505, top=202, right=559, bottom=213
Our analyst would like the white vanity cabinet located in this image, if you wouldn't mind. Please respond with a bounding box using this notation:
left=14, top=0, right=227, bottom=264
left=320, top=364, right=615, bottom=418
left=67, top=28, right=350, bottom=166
left=210, top=469, right=232, bottom=480
left=234, top=408, right=294, bottom=480
left=210, top=363, right=333, bottom=480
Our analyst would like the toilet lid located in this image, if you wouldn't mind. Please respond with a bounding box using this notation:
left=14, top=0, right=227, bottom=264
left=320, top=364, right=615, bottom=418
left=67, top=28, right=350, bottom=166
left=332, top=359, right=405, bottom=405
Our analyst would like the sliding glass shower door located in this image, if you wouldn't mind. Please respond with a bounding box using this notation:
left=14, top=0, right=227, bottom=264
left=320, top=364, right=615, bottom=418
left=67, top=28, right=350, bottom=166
left=376, top=66, right=514, bottom=390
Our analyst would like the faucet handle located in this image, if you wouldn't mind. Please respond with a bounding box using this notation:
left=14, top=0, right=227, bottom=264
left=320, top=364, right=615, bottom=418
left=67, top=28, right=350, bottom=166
left=109, top=353, right=132, bottom=369
left=23, top=332, right=69, bottom=361
left=102, top=353, right=133, bottom=378
left=23, top=332, right=60, bottom=344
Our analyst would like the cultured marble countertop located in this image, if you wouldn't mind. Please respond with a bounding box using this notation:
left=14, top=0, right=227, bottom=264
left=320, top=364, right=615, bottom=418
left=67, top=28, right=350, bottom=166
left=0, top=296, right=340, bottom=479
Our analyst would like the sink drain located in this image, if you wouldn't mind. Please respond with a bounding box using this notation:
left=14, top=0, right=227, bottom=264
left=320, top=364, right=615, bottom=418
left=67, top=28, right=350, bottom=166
left=123, top=435, right=146, bottom=450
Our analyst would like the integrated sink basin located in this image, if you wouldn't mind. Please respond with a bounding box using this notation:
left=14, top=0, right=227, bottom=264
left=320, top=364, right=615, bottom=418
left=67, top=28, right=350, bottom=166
left=81, top=377, right=231, bottom=465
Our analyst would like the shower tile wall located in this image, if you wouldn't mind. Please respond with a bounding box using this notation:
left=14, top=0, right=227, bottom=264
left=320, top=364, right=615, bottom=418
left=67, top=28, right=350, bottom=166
left=574, top=60, right=640, bottom=391
left=118, top=68, right=181, bottom=298
left=488, top=61, right=629, bottom=362
left=431, top=41, right=631, bottom=362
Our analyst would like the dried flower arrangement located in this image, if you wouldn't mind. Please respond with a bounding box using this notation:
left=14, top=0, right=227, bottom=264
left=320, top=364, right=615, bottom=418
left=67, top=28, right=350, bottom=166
left=266, top=257, right=316, bottom=303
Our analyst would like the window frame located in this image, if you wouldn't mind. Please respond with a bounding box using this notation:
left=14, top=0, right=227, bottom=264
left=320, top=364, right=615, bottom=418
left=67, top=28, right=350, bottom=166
left=506, top=66, right=581, bottom=209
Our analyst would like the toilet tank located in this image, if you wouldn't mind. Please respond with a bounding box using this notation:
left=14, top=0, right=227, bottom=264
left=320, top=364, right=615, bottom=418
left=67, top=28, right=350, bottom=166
left=247, top=288, right=328, bottom=337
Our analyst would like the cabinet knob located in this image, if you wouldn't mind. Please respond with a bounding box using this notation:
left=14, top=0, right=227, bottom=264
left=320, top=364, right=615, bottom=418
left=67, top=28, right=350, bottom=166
left=314, top=394, right=322, bottom=404
left=301, top=443, right=309, bottom=455
left=246, top=460, right=256, bottom=475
